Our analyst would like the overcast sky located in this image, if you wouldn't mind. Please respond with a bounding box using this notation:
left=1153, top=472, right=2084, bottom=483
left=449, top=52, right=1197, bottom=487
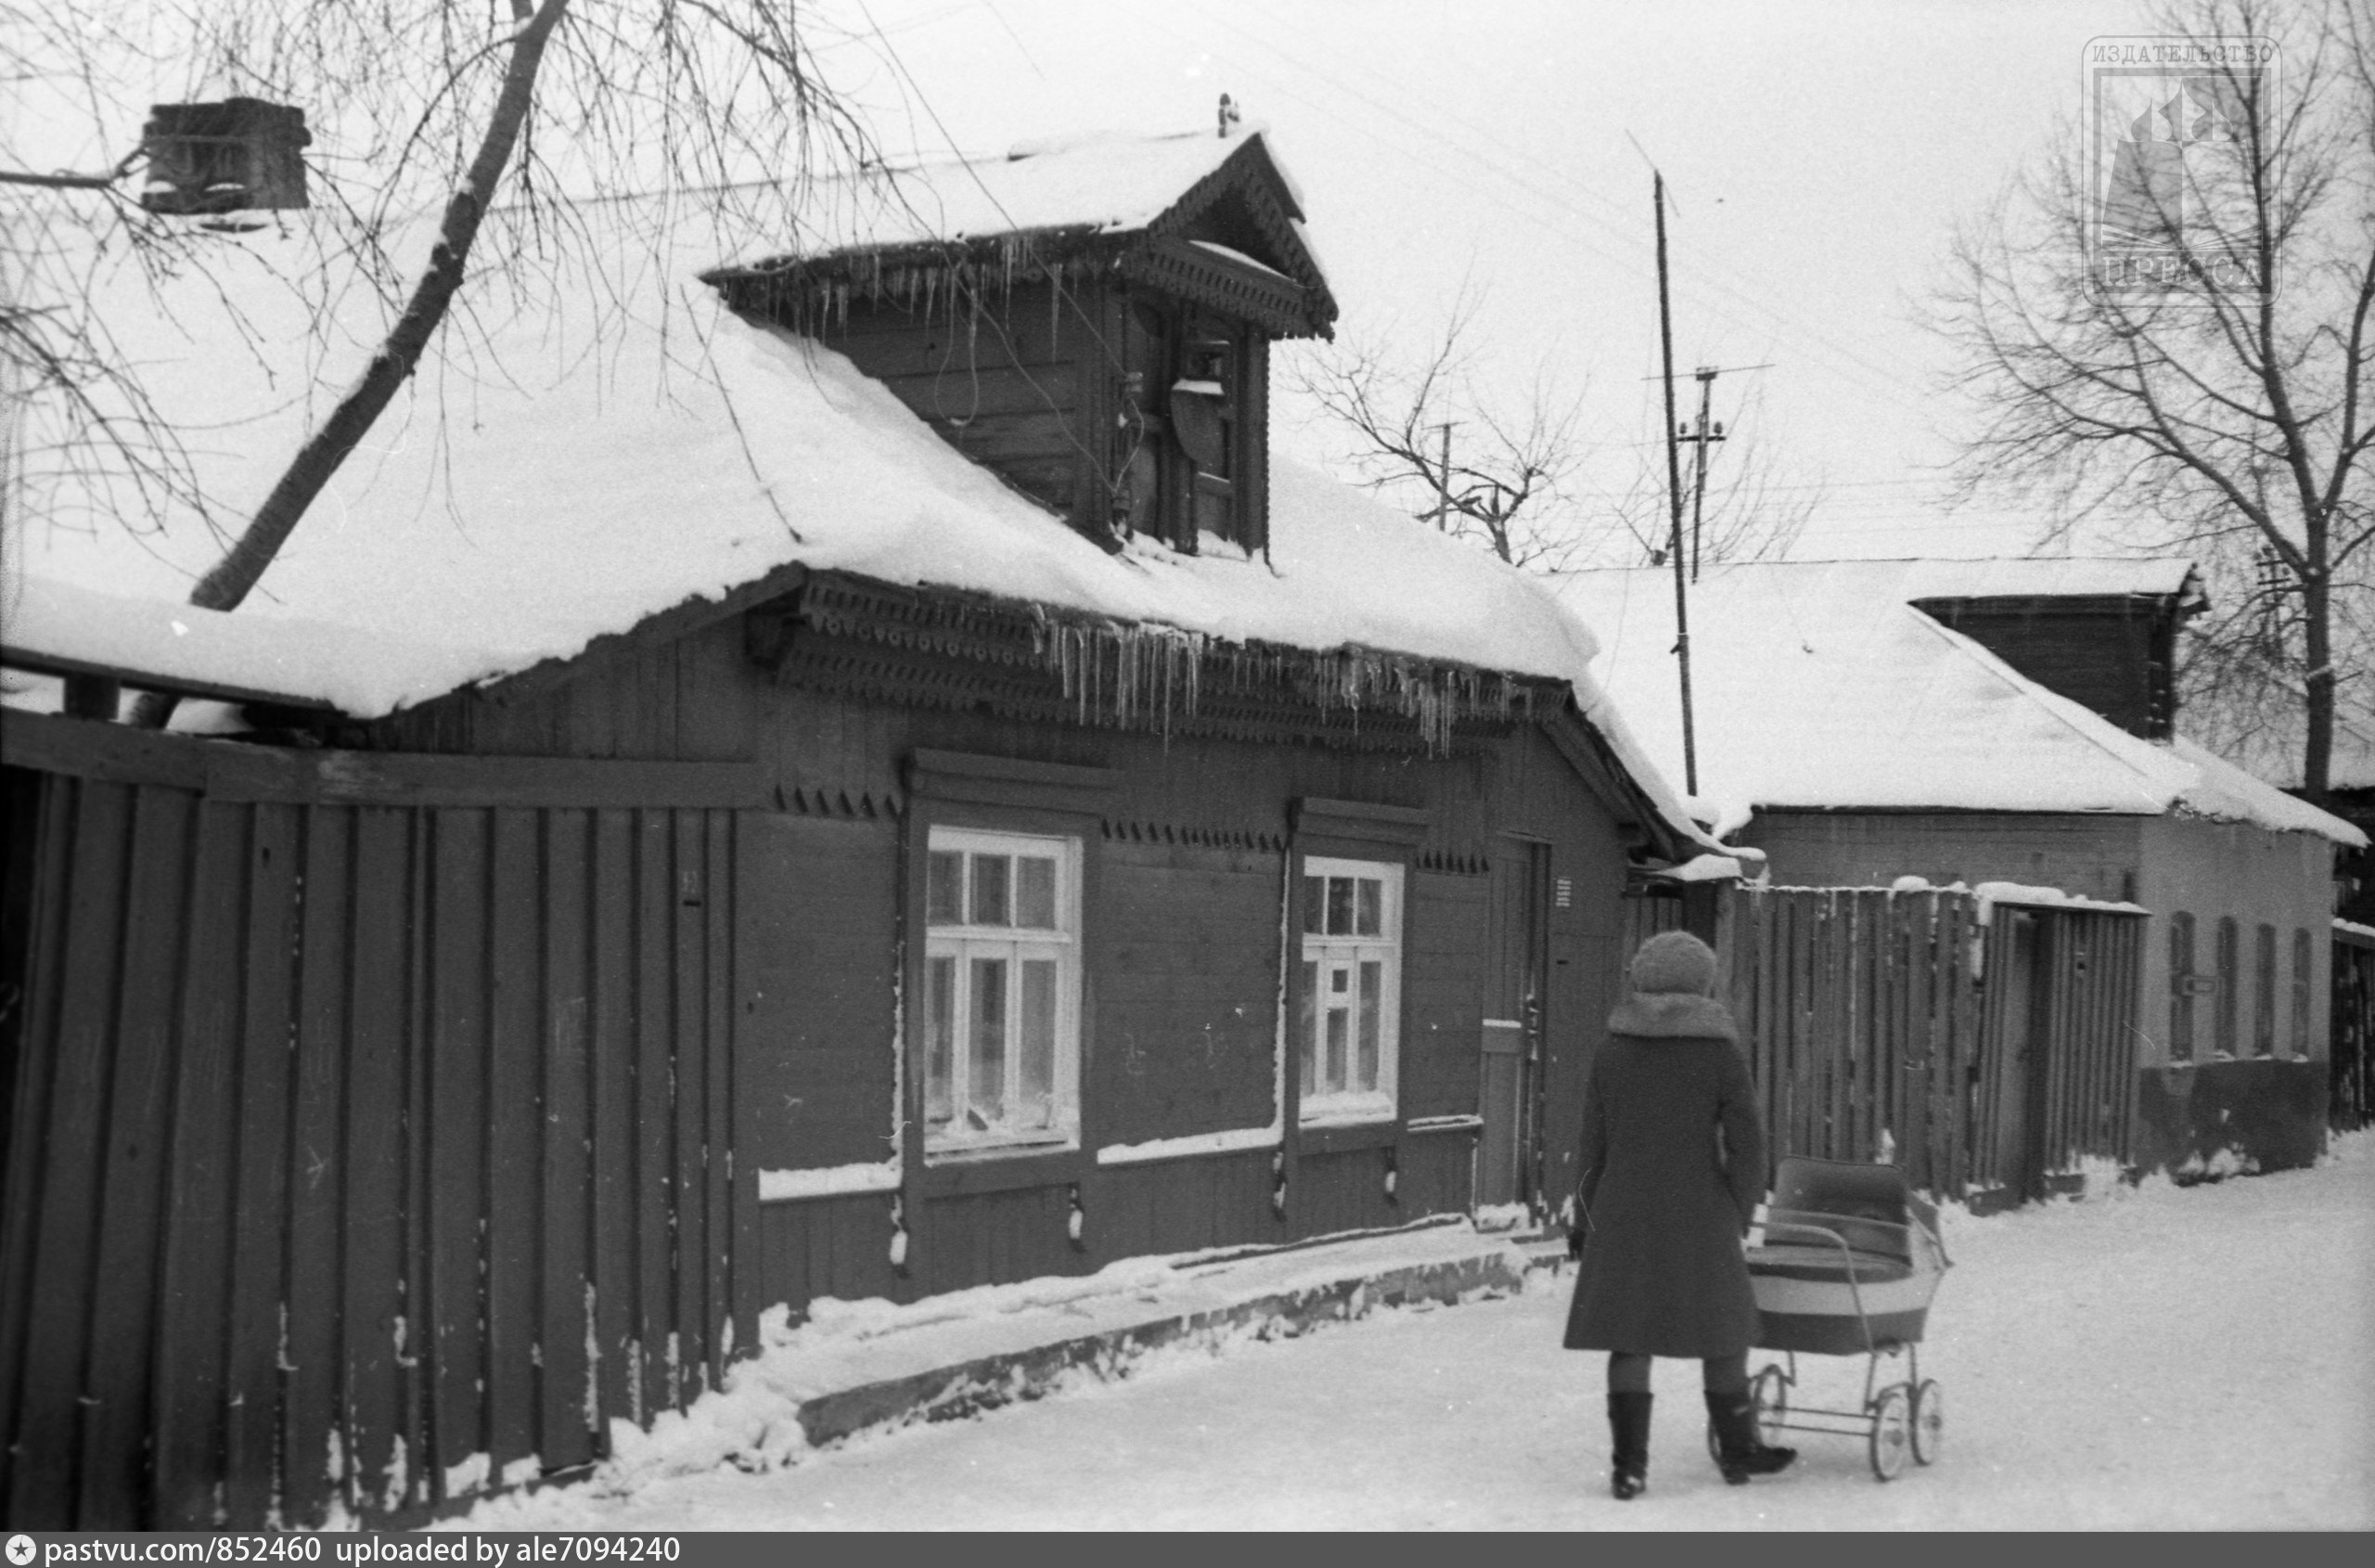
left=815, top=0, right=2169, bottom=561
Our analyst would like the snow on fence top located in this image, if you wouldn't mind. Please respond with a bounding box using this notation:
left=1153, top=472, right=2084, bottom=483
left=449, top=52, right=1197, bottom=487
left=1546, top=562, right=2363, bottom=845
left=0, top=185, right=1708, bottom=846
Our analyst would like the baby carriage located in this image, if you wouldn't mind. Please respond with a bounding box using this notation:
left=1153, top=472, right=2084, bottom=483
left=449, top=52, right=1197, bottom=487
left=1724, top=1157, right=1952, bottom=1481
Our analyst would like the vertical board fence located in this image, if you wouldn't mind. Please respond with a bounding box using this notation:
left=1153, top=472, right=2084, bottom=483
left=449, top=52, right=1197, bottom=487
left=2335, top=926, right=2375, bottom=1130
left=1620, top=884, right=2144, bottom=1202
left=0, top=754, right=756, bottom=1529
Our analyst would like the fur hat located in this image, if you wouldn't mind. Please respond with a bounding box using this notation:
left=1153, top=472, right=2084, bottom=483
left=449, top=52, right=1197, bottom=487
left=1628, top=930, right=1718, bottom=998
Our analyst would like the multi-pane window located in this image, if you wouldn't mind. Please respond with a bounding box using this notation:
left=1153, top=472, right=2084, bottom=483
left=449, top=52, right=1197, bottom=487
left=2292, top=928, right=2313, bottom=1057
left=922, top=828, right=1080, bottom=1155
left=1298, top=856, right=1403, bottom=1124
left=2253, top=922, right=2278, bottom=1058
left=2167, top=911, right=2195, bottom=1061
left=1116, top=300, right=1252, bottom=553
left=2215, top=916, right=2240, bottom=1057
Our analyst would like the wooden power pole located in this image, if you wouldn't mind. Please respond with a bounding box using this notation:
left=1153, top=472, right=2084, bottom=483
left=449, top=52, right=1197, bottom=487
left=1654, top=172, right=1698, bottom=798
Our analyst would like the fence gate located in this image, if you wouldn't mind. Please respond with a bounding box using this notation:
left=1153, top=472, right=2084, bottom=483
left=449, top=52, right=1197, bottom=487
left=1616, top=881, right=2144, bottom=1204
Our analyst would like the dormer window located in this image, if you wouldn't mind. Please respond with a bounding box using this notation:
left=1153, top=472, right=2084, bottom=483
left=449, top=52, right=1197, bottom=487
left=709, top=129, right=1321, bottom=559
left=1118, top=301, right=1261, bottom=555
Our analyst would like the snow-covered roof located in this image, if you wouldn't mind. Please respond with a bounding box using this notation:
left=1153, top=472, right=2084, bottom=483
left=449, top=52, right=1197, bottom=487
left=1546, top=563, right=2363, bottom=845
left=732, top=128, right=1304, bottom=259
left=1887, top=556, right=2204, bottom=604
left=2181, top=678, right=2375, bottom=793
left=704, top=126, right=1335, bottom=339
left=0, top=187, right=1706, bottom=847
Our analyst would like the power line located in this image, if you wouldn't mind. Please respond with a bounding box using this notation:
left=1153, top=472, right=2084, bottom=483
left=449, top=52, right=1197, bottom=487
left=1155, top=0, right=1933, bottom=408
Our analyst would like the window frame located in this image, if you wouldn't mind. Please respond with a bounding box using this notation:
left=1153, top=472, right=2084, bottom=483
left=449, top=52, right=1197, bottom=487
left=1294, top=854, right=1406, bottom=1127
left=1116, top=295, right=1261, bottom=555
left=2291, top=927, right=2313, bottom=1058
left=918, top=824, right=1085, bottom=1161
left=2167, top=910, right=2195, bottom=1062
left=2252, top=921, right=2278, bottom=1058
left=2214, top=915, right=2240, bottom=1057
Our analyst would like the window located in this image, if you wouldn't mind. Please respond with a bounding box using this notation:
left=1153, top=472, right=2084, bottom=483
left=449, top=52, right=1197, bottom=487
left=2292, top=928, right=2313, bottom=1057
left=2253, top=922, right=2277, bottom=1057
left=1116, top=301, right=1255, bottom=553
left=2167, top=912, right=2195, bottom=1061
left=1297, top=856, right=1403, bottom=1124
left=922, top=828, right=1081, bottom=1155
left=2215, top=916, right=2240, bottom=1057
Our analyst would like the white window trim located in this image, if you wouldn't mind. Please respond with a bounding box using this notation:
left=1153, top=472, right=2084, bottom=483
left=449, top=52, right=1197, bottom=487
left=922, top=826, right=1084, bottom=1160
left=1297, top=855, right=1404, bottom=1126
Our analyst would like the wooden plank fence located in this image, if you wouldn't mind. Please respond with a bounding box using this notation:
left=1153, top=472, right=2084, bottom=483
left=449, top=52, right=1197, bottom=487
left=1619, top=883, right=2144, bottom=1203
left=0, top=742, right=759, bottom=1528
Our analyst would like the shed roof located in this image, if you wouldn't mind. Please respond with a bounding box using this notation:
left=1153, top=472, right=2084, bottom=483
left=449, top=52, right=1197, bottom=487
left=1546, top=561, right=2362, bottom=845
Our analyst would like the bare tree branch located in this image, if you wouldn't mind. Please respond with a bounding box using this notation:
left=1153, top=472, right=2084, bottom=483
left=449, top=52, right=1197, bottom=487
left=1929, top=0, right=2375, bottom=798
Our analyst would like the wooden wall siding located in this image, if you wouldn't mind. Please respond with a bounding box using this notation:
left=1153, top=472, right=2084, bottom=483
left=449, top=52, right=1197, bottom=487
left=1392, top=1129, right=1478, bottom=1223
left=1402, top=871, right=1490, bottom=1121
left=737, top=814, right=900, bottom=1172
left=825, top=280, right=1101, bottom=523
left=0, top=774, right=746, bottom=1529
left=1915, top=602, right=2171, bottom=739
left=1290, top=1147, right=1403, bottom=1240
left=1088, top=1150, right=1278, bottom=1261
left=1611, top=886, right=2141, bottom=1203
left=1093, top=842, right=1281, bottom=1148
left=364, top=641, right=1500, bottom=873
left=918, top=1185, right=1085, bottom=1296
left=755, top=1192, right=906, bottom=1317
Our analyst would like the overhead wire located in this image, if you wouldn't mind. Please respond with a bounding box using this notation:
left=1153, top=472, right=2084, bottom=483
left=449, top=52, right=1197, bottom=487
left=1152, top=0, right=1933, bottom=411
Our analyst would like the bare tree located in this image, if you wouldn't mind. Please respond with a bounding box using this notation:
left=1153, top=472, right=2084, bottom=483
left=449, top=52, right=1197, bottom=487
left=1289, top=293, right=1817, bottom=572
left=1932, top=0, right=2375, bottom=800
left=1287, top=290, right=1597, bottom=570
left=1594, top=380, right=1818, bottom=572
left=2, top=1, right=879, bottom=724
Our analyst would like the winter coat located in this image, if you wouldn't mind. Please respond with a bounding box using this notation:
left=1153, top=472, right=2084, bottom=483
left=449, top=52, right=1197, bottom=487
left=1561, top=991, right=1767, bottom=1358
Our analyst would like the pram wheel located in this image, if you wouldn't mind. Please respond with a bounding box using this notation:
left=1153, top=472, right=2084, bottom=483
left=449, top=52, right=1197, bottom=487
left=1868, top=1385, right=1912, bottom=1481
left=1752, top=1364, right=1790, bottom=1446
left=1910, top=1379, right=1943, bottom=1465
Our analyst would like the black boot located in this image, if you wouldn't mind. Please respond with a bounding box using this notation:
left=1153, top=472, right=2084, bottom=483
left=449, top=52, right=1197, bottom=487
left=1607, top=1391, right=1652, bottom=1499
left=1705, top=1390, right=1796, bottom=1484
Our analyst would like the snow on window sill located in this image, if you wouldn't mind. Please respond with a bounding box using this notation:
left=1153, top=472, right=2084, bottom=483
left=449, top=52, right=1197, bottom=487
left=924, top=1130, right=1081, bottom=1165
left=1299, top=1100, right=1397, bottom=1129
left=1097, top=1125, right=1279, bottom=1165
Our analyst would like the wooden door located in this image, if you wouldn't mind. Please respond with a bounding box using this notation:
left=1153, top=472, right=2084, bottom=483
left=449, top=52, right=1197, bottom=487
left=1479, top=838, right=1549, bottom=1210
left=1990, top=912, right=2052, bottom=1202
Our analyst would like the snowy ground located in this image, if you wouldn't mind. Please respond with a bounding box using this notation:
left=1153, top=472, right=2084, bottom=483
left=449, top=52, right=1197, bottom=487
left=460, top=1134, right=2375, bottom=1531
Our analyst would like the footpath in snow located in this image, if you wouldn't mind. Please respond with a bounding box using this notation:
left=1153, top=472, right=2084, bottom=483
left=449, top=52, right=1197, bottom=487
left=456, top=1133, right=2375, bottom=1531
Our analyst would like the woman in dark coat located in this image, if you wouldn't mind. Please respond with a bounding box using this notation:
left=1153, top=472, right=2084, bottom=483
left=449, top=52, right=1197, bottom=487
left=1564, top=929, right=1794, bottom=1498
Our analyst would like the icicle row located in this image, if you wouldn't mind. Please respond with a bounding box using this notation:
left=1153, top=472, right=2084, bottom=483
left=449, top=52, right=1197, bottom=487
left=1029, top=616, right=1521, bottom=754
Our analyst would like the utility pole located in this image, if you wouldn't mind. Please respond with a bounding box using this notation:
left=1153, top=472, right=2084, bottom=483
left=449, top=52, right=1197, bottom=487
left=1681, top=368, right=1725, bottom=583
left=1430, top=420, right=1457, bottom=531
left=1654, top=171, right=1698, bottom=797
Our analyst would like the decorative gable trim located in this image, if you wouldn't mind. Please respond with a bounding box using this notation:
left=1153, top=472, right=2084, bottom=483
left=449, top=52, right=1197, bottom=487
left=745, top=571, right=1555, bottom=755
left=701, top=135, right=1337, bottom=340
left=1117, top=236, right=1315, bottom=340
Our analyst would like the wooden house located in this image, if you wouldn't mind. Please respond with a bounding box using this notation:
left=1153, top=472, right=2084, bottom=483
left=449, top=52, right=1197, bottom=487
left=1549, top=559, right=2367, bottom=1186
left=0, top=129, right=1709, bottom=1526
